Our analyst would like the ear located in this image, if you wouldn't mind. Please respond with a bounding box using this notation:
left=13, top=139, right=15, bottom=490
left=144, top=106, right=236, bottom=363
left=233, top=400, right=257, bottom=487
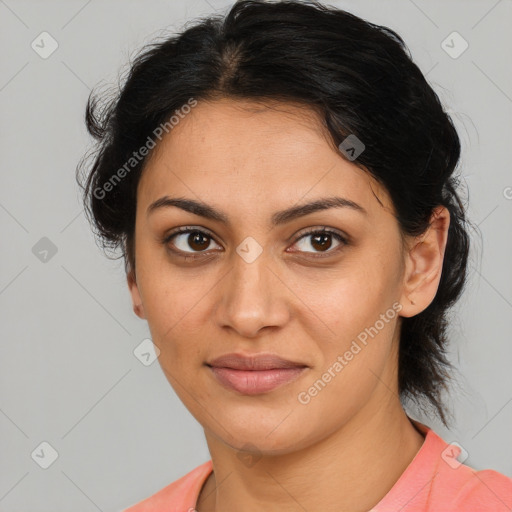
left=127, top=270, right=146, bottom=319
left=399, top=206, right=450, bottom=318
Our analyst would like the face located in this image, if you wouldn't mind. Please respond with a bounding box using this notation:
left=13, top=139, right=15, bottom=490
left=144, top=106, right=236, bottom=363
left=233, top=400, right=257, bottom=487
left=128, top=98, right=446, bottom=455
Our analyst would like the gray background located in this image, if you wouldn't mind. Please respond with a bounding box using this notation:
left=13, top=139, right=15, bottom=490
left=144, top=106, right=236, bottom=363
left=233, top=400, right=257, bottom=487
left=1, top=0, right=511, bottom=510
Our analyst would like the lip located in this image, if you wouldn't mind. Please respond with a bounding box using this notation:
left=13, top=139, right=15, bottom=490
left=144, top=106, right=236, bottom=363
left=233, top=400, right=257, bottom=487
left=206, top=353, right=308, bottom=395
left=208, top=366, right=307, bottom=395
left=207, top=352, right=307, bottom=370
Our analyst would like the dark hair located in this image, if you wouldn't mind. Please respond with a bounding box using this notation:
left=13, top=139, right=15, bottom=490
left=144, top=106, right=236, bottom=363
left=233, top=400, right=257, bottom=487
left=77, top=0, right=472, bottom=427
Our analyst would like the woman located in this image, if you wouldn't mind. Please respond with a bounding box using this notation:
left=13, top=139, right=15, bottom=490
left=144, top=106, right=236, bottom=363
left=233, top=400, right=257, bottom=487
left=77, top=1, right=512, bottom=510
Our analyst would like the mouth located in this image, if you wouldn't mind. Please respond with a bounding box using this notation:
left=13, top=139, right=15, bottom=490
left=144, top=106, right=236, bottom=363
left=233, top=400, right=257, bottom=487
left=205, top=352, right=309, bottom=395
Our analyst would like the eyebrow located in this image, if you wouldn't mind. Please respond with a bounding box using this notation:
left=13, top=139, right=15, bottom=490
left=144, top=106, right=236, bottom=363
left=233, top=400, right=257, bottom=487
left=147, top=195, right=367, bottom=227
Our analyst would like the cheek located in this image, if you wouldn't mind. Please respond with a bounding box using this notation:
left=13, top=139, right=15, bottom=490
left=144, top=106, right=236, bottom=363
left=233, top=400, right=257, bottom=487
left=295, top=274, right=400, bottom=426
left=298, top=255, right=401, bottom=375
left=135, top=269, right=215, bottom=367
left=298, top=262, right=396, bottom=337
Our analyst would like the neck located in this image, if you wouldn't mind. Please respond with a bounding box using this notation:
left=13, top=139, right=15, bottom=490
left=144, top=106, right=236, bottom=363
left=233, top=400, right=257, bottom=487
left=197, top=400, right=425, bottom=512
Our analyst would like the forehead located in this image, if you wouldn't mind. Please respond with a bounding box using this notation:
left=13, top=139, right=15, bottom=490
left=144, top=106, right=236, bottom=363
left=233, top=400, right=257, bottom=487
left=137, top=98, right=394, bottom=221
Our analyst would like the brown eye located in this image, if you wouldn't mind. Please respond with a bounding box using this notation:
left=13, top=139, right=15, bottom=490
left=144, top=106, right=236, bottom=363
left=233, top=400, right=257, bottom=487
left=310, top=232, right=333, bottom=251
left=291, top=229, right=347, bottom=255
left=164, top=228, right=222, bottom=256
left=186, top=231, right=211, bottom=251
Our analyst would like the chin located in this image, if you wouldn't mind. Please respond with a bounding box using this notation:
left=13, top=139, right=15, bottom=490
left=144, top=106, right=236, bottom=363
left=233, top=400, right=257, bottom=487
left=212, top=422, right=311, bottom=457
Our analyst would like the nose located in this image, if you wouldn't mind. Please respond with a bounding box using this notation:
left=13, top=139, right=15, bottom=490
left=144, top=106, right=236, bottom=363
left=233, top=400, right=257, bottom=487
left=214, top=250, right=290, bottom=338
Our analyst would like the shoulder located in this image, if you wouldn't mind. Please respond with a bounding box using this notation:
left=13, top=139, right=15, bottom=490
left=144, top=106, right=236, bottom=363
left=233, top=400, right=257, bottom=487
left=424, top=426, right=512, bottom=511
left=121, top=460, right=213, bottom=512
left=444, top=466, right=512, bottom=511
left=375, top=419, right=512, bottom=512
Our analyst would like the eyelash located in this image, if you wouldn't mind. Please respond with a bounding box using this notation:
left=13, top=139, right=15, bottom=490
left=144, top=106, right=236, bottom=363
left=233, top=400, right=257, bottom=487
left=162, top=226, right=349, bottom=261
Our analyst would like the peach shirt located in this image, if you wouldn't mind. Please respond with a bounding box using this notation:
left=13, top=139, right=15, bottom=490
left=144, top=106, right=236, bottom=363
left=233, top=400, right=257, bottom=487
left=123, top=419, right=512, bottom=511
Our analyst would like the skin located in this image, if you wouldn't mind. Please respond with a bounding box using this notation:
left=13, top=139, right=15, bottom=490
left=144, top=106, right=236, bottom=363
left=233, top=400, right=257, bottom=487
left=127, top=98, right=450, bottom=512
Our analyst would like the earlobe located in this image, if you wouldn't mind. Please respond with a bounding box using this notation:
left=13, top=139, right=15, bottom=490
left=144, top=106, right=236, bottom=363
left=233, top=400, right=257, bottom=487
left=399, top=206, right=450, bottom=318
left=127, top=270, right=146, bottom=319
